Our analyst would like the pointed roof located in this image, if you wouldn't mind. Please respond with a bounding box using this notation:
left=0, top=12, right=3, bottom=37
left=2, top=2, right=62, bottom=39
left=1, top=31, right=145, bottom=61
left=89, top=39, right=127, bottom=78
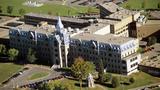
left=56, top=16, right=64, bottom=31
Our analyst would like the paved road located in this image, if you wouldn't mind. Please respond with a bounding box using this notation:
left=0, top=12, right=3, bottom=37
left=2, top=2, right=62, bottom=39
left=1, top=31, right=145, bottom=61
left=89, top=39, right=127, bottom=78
left=0, top=65, right=62, bottom=90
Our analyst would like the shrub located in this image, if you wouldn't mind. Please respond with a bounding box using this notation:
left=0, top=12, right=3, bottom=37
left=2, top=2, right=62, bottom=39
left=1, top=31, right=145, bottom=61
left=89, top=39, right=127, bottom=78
left=129, top=77, right=135, bottom=84
left=111, top=76, right=120, bottom=88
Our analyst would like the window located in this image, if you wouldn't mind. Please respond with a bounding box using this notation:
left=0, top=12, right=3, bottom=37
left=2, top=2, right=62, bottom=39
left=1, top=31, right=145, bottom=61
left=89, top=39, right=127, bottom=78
left=54, top=41, right=58, bottom=46
left=108, top=53, right=112, bottom=57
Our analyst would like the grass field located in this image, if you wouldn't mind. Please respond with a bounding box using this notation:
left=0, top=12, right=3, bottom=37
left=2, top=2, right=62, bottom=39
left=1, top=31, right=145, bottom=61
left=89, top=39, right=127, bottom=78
left=0, top=0, right=98, bottom=16
left=107, top=72, right=160, bottom=90
left=121, top=0, right=160, bottom=9
left=0, top=63, right=22, bottom=84
left=28, top=72, right=49, bottom=80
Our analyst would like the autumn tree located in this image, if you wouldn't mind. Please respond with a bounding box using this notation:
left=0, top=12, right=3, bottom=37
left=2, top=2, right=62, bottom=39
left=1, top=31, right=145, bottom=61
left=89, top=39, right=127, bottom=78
left=71, top=57, right=95, bottom=90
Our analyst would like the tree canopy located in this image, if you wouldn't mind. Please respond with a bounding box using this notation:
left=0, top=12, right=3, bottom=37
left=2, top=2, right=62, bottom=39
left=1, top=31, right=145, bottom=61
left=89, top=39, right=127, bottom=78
left=0, top=44, right=6, bottom=56
left=7, top=6, right=13, bottom=14
left=71, top=57, right=95, bottom=90
left=8, top=48, right=19, bottom=61
left=27, top=48, right=37, bottom=63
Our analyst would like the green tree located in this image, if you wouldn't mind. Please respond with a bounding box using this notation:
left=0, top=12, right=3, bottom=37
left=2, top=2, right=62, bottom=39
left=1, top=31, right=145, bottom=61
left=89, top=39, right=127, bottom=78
left=0, top=44, right=6, bottom=56
left=142, top=0, right=146, bottom=9
left=71, top=57, right=95, bottom=90
left=47, top=80, right=74, bottom=90
left=158, top=3, right=160, bottom=8
left=104, top=73, right=112, bottom=82
left=97, top=59, right=105, bottom=83
left=38, top=83, right=50, bottom=90
left=8, top=48, right=19, bottom=61
left=48, top=11, right=52, bottom=15
left=126, top=5, right=131, bottom=9
left=18, top=8, right=25, bottom=16
left=7, top=6, right=13, bottom=14
left=137, top=47, right=144, bottom=53
left=148, top=36, right=157, bottom=46
left=0, top=6, right=2, bottom=13
left=129, top=77, right=135, bottom=84
left=111, top=76, right=120, bottom=88
left=27, top=48, right=37, bottom=63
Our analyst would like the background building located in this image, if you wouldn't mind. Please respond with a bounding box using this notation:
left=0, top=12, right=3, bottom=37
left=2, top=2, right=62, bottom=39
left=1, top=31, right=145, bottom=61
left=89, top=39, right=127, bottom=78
left=9, top=17, right=70, bottom=67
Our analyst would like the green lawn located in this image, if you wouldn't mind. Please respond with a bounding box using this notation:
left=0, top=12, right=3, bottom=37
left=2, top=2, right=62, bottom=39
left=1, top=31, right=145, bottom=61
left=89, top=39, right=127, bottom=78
left=48, top=78, right=106, bottom=90
left=0, top=0, right=98, bottom=16
left=107, top=72, right=160, bottom=90
left=121, top=0, right=160, bottom=9
left=28, top=72, right=49, bottom=80
left=0, top=63, right=22, bottom=84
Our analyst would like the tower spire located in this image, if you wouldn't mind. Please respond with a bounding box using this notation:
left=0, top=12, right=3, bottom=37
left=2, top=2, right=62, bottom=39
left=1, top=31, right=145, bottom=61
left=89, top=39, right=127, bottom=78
left=56, top=16, right=64, bottom=31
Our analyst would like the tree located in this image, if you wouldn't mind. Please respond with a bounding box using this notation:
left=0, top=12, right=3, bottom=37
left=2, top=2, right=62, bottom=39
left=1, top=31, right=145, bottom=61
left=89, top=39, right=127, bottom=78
left=158, top=3, right=160, bottom=8
left=46, top=80, right=74, bottom=90
left=27, top=48, right=37, bottom=63
left=142, top=0, right=146, bottom=9
left=48, top=11, right=52, bottom=15
left=7, top=6, right=13, bottom=14
left=104, top=73, right=112, bottom=82
left=37, top=83, right=50, bottom=90
left=97, top=59, right=105, bottom=83
left=0, top=6, right=2, bottom=13
left=137, top=47, right=144, bottom=53
left=129, top=77, right=135, bottom=84
left=126, top=5, right=131, bottom=9
left=71, top=57, right=95, bottom=90
left=8, top=48, right=19, bottom=61
left=111, top=76, right=120, bottom=88
left=18, top=8, right=25, bottom=16
left=0, top=44, right=6, bottom=56
left=148, top=36, right=157, bottom=46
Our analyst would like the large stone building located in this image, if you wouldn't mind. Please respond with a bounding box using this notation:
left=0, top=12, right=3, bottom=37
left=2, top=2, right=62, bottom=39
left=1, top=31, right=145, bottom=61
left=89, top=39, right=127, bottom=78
left=9, top=2, right=142, bottom=75
left=69, top=23, right=141, bottom=75
left=9, top=16, right=141, bottom=75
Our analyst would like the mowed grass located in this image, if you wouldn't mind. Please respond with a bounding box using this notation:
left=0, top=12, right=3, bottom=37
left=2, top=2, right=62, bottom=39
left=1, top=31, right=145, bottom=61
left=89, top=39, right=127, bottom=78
left=107, top=72, right=160, bottom=90
left=0, top=63, right=22, bottom=84
left=0, top=0, right=98, bottom=16
left=121, top=0, right=160, bottom=9
left=28, top=72, right=49, bottom=80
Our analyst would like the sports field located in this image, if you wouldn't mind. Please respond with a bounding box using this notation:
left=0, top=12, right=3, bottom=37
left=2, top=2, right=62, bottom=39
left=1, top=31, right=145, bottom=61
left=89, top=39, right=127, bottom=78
left=121, top=0, right=160, bottom=9
left=0, top=0, right=98, bottom=16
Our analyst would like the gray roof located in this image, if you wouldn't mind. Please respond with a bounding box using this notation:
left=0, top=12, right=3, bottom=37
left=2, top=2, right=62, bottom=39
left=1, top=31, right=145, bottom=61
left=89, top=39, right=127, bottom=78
left=25, top=13, right=89, bottom=24
left=99, top=2, right=123, bottom=13
left=15, top=24, right=55, bottom=34
left=105, top=9, right=138, bottom=21
left=141, top=43, right=160, bottom=69
left=72, top=23, right=135, bottom=45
